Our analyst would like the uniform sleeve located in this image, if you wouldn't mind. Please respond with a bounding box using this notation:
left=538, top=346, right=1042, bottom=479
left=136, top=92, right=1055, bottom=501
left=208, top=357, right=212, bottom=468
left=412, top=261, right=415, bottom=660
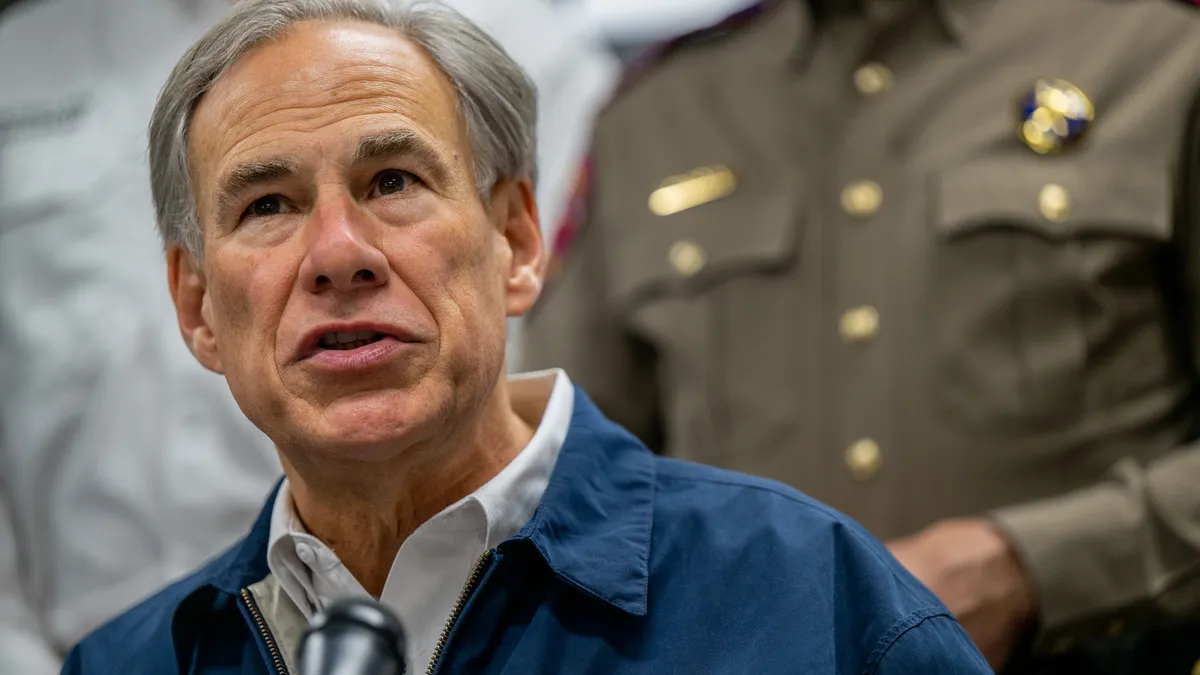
left=990, top=449, right=1200, bottom=648
left=0, top=487, right=61, bottom=675
left=983, top=73, right=1200, bottom=654
left=870, top=613, right=992, bottom=675
left=522, top=198, right=665, bottom=449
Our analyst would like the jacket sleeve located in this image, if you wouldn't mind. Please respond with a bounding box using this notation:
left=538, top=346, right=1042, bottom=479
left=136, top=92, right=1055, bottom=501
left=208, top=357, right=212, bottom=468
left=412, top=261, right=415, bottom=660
left=988, top=84, right=1200, bottom=650
left=872, top=613, right=993, bottom=675
left=0, top=487, right=61, bottom=675
left=521, top=195, right=665, bottom=450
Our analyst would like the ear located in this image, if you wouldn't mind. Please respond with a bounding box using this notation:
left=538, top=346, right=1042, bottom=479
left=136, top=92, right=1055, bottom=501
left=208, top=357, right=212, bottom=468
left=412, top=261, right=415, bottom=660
left=490, top=178, right=546, bottom=317
left=167, top=245, right=224, bottom=374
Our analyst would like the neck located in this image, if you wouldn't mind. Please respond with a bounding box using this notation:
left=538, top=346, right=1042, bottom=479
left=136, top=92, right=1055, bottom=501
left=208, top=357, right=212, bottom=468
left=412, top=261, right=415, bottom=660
left=280, top=378, right=535, bottom=596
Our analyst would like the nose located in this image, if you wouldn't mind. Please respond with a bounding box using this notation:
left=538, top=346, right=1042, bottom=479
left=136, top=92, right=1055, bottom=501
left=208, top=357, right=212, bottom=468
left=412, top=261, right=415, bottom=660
left=300, top=199, right=388, bottom=294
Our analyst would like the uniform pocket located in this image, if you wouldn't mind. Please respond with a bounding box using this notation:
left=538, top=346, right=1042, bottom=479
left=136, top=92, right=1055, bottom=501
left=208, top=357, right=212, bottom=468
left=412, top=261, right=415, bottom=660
left=604, top=175, right=800, bottom=312
left=931, top=157, right=1171, bottom=430
left=601, top=176, right=803, bottom=466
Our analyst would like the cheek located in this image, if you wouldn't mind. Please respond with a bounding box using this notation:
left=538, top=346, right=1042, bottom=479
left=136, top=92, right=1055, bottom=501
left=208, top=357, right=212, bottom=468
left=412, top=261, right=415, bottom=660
left=388, top=222, right=505, bottom=361
left=400, top=221, right=496, bottom=312
left=209, top=250, right=294, bottom=361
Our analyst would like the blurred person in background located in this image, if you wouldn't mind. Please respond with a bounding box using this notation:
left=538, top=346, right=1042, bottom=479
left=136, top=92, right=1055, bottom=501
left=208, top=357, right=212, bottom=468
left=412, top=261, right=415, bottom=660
left=525, top=0, right=1200, bottom=673
left=0, top=0, right=616, bottom=672
left=0, top=2, right=278, bottom=673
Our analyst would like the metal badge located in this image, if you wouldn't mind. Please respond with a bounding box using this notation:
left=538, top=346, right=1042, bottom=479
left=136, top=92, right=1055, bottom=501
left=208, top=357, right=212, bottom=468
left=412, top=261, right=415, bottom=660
left=1018, top=79, right=1094, bottom=154
left=648, top=165, right=737, bottom=216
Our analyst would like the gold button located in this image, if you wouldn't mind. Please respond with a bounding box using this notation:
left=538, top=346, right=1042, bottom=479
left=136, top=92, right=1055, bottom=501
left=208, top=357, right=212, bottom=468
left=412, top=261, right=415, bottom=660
left=841, top=180, right=883, bottom=218
left=1039, top=183, right=1070, bottom=222
left=1105, top=619, right=1124, bottom=637
left=845, top=439, right=882, bottom=481
left=840, top=306, right=880, bottom=343
left=1191, top=657, right=1200, bottom=675
left=668, top=240, right=706, bottom=277
left=854, top=62, right=894, bottom=96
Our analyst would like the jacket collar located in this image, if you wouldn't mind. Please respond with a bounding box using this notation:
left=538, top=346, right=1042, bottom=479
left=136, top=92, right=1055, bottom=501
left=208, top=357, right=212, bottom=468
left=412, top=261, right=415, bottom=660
left=510, top=387, right=655, bottom=616
left=199, top=385, right=656, bottom=615
left=205, top=478, right=281, bottom=596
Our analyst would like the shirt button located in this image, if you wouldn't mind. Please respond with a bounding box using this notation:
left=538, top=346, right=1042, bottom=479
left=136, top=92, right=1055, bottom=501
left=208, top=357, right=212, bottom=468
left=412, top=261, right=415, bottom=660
left=854, top=62, right=894, bottom=96
left=668, top=239, right=707, bottom=277
left=295, top=542, right=316, bottom=565
left=1039, top=183, right=1070, bottom=222
left=845, top=439, right=882, bottom=481
left=840, top=306, right=880, bottom=344
left=841, top=180, right=883, bottom=218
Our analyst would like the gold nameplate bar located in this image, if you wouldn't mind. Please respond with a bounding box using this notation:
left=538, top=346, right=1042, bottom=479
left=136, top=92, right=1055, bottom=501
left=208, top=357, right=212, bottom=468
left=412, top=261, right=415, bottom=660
left=648, top=165, right=737, bottom=216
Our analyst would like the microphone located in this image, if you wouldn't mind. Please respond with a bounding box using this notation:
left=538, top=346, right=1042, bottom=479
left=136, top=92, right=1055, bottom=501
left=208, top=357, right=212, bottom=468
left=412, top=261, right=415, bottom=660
left=297, top=597, right=407, bottom=675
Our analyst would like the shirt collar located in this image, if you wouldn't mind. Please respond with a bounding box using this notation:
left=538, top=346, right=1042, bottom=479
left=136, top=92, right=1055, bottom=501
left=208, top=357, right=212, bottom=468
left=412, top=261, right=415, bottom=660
left=208, top=377, right=656, bottom=618
left=263, top=369, right=574, bottom=616
left=475, top=369, right=575, bottom=548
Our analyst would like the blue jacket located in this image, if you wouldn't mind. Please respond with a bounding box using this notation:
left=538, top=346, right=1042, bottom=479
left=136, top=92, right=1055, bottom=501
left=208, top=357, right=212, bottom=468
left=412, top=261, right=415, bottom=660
left=63, top=389, right=990, bottom=674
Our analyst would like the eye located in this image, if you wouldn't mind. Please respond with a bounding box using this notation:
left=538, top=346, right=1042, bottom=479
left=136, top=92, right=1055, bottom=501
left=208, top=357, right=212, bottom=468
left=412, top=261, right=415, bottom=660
left=242, top=195, right=289, bottom=220
left=371, top=169, right=418, bottom=197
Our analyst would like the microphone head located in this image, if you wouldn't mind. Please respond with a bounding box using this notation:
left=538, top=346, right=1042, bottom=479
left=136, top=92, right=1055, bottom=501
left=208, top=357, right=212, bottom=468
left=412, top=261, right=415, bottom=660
left=298, top=597, right=407, bottom=675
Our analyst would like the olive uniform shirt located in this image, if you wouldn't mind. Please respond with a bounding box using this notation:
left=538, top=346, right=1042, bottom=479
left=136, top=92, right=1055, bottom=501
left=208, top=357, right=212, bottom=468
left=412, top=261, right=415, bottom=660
left=524, top=0, right=1200, bottom=660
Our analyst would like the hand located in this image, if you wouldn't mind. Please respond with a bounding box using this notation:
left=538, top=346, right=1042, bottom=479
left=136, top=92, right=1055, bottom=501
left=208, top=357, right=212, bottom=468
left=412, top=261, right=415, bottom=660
left=886, top=518, right=1037, bottom=671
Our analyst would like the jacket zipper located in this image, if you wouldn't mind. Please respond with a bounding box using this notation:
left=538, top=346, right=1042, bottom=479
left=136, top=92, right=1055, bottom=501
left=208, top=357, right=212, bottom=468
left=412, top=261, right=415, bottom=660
left=241, top=588, right=290, bottom=675
left=426, top=550, right=494, bottom=675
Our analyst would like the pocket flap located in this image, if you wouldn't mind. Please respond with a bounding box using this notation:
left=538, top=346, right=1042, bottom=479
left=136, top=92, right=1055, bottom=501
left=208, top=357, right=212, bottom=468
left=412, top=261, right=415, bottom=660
left=604, top=168, right=802, bottom=305
left=935, top=157, right=1171, bottom=242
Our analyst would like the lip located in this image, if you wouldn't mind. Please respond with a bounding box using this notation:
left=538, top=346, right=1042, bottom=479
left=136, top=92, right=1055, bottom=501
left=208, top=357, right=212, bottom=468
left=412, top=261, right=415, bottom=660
left=295, top=321, right=423, bottom=363
left=303, top=335, right=415, bottom=371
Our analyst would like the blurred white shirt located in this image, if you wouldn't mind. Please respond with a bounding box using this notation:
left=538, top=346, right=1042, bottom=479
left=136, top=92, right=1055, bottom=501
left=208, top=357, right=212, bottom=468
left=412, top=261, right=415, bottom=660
left=0, top=1, right=617, bottom=673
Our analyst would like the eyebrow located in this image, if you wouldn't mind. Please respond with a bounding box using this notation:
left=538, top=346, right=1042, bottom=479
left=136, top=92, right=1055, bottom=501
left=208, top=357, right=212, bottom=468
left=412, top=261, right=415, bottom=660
left=211, top=130, right=454, bottom=223
left=214, top=158, right=301, bottom=222
left=353, top=129, right=452, bottom=186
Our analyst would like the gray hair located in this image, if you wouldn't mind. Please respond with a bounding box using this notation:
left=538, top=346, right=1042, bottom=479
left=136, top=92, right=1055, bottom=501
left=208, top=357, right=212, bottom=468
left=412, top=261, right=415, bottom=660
left=149, top=0, right=538, bottom=258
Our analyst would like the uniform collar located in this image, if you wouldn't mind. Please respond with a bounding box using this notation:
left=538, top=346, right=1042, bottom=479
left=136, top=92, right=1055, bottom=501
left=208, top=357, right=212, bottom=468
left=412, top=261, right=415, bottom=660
left=932, top=0, right=998, bottom=42
left=807, top=0, right=997, bottom=42
left=202, top=383, right=655, bottom=616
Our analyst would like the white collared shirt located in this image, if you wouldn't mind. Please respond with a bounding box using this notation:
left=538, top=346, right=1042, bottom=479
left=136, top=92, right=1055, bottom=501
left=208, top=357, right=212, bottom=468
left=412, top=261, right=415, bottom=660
left=266, top=369, right=574, bottom=673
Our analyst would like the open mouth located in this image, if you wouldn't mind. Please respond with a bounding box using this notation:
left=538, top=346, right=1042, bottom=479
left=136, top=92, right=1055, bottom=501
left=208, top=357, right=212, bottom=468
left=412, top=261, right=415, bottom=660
left=316, top=330, right=389, bottom=351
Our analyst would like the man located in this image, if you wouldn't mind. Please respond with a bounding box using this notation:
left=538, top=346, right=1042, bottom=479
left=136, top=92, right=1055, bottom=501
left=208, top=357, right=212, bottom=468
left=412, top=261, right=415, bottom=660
left=523, top=0, right=1200, bottom=672
left=59, top=1, right=992, bottom=673
left=0, top=0, right=615, bottom=672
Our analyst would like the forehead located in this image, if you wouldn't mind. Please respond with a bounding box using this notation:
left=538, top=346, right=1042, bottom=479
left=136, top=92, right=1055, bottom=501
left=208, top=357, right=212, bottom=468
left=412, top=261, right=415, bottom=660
left=189, top=20, right=463, bottom=176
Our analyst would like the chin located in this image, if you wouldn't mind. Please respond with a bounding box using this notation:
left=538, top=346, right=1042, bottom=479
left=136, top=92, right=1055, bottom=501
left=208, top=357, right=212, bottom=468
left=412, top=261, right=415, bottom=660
left=291, top=387, right=451, bottom=462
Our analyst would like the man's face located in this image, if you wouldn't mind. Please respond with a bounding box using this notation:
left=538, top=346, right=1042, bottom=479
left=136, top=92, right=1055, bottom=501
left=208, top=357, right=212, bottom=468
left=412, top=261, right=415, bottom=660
left=172, top=21, right=543, bottom=460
